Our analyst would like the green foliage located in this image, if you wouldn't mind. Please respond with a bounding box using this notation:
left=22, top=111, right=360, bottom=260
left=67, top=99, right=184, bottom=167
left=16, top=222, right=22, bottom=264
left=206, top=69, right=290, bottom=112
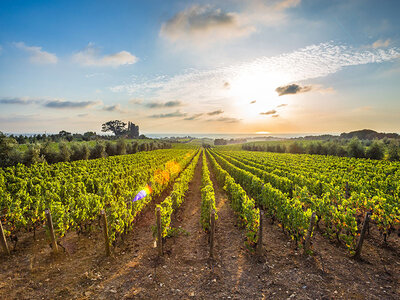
left=347, top=137, right=365, bottom=158
left=90, top=142, right=106, bottom=159
left=0, top=149, right=198, bottom=247
left=0, top=132, right=18, bottom=167
left=200, top=151, right=217, bottom=231
left=215, top=149, right=400, bottom=252
left=207, top=150, right=259, bottom=247
left=388, top=141, right=400, bottom=161
left=24, top=144, right=45, bottom=166
left=156, top=150, right=201, bottom=238
left=366, top=141, right=384, bottom=160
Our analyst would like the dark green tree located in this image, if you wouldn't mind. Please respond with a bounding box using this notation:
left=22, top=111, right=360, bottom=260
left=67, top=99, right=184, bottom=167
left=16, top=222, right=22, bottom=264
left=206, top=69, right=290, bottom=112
left=347, top=137, right=365, bottom=158
left=101, top=120, right=127, bottom=136
left=366, top=141, right=384, bottom=160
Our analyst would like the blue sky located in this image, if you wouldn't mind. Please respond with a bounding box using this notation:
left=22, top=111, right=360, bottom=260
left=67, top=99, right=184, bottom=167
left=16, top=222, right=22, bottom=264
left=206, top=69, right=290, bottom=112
left=0, top=0, right=399, bottom=134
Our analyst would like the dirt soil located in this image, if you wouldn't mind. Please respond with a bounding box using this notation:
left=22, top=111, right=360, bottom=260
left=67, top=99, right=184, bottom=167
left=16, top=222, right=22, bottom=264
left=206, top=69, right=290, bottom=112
left=0, top=154, right=399, bottom=299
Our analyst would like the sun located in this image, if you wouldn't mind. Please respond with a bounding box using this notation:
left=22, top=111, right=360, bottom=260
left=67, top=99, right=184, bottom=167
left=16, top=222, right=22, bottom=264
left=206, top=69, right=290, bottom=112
left=226, top=67, right=288, bottom=120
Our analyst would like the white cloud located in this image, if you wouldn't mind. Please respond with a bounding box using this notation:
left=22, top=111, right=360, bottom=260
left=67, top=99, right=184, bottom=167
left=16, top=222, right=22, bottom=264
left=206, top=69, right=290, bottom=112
left=73, top=43, right=138, bottom=67
left=160, top=5, right=255, bottom=44
left=160, top=1, right=301, bottom=46
left=14, top=42, right=58, bottom=64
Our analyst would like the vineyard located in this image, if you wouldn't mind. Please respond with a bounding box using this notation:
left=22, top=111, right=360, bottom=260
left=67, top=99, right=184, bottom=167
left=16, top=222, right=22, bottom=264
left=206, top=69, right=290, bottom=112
left=0, top=147, right=399, bottom=299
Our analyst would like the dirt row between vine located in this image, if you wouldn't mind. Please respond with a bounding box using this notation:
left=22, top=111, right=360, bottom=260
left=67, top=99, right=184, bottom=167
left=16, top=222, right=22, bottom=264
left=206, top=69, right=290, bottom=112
left=1, top=152, right=399, bottom=299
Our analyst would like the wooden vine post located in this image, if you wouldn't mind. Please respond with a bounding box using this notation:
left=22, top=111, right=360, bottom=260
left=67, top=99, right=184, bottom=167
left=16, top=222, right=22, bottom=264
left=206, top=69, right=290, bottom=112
left=354, top=212, right=371, bottom=259
left=100, top=209, right=111, bottom=256
left=256, top=210, right=264, bottom=256
left=45, top=209, right=58, bottom=253
left=303, top=212, right=316, bottom=254
left=156, top=207, right=163, bottom=256
left=210, top=209, right=216, bottom=258
left=0, top=219, right=10, bottom=255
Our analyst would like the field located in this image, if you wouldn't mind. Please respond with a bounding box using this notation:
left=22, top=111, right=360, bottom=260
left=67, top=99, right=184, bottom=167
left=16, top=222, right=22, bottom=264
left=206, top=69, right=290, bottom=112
left=0, top=147, right=399, bottom=299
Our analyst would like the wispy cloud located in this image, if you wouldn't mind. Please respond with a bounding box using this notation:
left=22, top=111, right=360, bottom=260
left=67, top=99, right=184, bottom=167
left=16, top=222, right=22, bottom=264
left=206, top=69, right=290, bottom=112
left=0, top=97, right=102, bottom=110
left=111, top=42, right=400, bottom=118
left=129, top=98, right=143, bottom=105
left=0, top=97, right=41, bottom=105
left=207, top=109, right=224, bottom=116
left=207, top=116, right=241, bottom=123
left=260, top=109, right=277, bottom=115
left=275, top=83, right=312, bottom=96
left=44, top=100, right=101, bottom=109
left=14, top=42, right=58, bottom=64
left=73, top=43, right=138, bottom=67
left=250, top=100, right=256, bottom=104
left=102, top=104, right=125, bottom=113
left=145, top=100, right=183, bottom=108
left=184, top=113, right=204, bottom=120
left=148, top=110, right=187, bottom=118
left=277, top=103, right=287, bottom=107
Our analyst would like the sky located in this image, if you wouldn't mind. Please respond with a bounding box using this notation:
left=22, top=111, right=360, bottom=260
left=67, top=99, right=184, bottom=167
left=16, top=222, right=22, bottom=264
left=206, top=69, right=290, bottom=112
left=0, top=0, right=399, bottom=135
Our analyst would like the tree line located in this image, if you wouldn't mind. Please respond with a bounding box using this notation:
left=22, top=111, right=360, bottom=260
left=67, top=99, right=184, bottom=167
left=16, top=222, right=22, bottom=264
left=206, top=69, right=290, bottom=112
left=242, top=137, right=400, bottom=161
left=0, top=132, right=172, bottom=167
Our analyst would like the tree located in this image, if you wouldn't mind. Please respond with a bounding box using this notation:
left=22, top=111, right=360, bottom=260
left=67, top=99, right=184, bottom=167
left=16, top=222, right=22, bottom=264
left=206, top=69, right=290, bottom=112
left=90, top=142, right=106, bottom=159
left=58, top=142, right=72, bottom=162
left=366, top=141, right=384, bottom=160
left=24, top=145, right=45, bottom=166
left=214, top=138, right=227, bottom=145
left=116, top=139, right=126, bottom=155
left=101, top=120, right=127, bottom=136
left=0, top=131, right=17, bottom=167
left=388, top=141, right=400, bottom=161
left=347, top=137, right=365, bottom=158
left=83, top=131, right=97, bottom=141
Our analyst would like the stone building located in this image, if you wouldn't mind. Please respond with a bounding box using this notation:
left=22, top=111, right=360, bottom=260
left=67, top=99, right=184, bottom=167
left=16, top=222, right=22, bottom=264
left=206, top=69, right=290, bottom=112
left=127, top=122, right=139, bottom=138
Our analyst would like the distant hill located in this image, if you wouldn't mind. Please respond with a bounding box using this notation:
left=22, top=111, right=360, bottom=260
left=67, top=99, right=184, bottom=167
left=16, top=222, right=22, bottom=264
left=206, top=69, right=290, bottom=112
left=340, top=129, right=399, bottom=140
left=296, top=129, right=399, bottom=140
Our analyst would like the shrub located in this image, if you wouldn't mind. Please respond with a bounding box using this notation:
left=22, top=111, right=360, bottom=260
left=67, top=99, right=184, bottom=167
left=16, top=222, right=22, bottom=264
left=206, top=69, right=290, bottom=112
left=58, top=142, right=71, bottom=162
left=366, top=141, right=384, bottom=160
left=347, top=137, right=365, bottom=158
left=90, top=142, right=106, bottom=159
left=24, top=144, right=45, bottom=166
left=116, top=139, right=126, bottom=155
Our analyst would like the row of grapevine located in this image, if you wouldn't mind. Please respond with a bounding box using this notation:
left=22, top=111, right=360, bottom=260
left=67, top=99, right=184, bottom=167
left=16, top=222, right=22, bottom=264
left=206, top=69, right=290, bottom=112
left=200, top=151, right=217, bottom=231
left=217, top=150, right=399, bottom=252
left=224, top=150, right=400, bottom=201
left=206, top=150, right=259, bottom=246
left=0, top=148, right=198, bottom=247
left=157, top=149, right=201, bottom=238
left=220, top=150, right=400, bottom=243
left=210, top=150, right=313, bottom=248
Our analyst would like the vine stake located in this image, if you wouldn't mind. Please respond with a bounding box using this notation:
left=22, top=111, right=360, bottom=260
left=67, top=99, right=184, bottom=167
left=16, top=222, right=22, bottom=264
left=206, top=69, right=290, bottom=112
left=256, top=210, right=264, bottom=256
left=45, top=209, right=58, bottom=253
left=100, top=210, right=110, bottom=256
left=210, top=209, right=216, bottom=258
left=156, top=207, right=163, bottom=256
left=304, top=212, right=316, bottom=255
left=0, top=219, right=10, bottom=255
left=354, top=212, right=371, bottom=260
